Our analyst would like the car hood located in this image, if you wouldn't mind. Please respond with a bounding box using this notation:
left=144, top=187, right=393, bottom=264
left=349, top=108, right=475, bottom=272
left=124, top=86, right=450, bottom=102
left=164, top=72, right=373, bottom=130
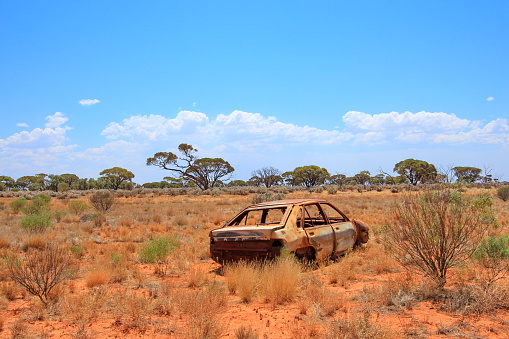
left=210, top=225, right=282, bottom=241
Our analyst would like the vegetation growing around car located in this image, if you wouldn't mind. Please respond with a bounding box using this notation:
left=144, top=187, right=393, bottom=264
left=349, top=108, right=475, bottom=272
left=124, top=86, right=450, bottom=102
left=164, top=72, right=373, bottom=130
left=385, top=188, right=495, bottom=288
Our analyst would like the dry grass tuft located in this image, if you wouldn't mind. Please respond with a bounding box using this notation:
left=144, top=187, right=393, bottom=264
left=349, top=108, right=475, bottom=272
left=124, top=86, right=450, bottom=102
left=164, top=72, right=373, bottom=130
left=85, top=267, right=111, bottom=288
left=234, top=325, right=259, bottom=339
left=224, top=257, right=302, bottom=304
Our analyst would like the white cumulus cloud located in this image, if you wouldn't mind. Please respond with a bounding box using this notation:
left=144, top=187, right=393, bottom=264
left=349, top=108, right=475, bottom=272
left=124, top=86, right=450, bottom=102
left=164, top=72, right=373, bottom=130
left=101, top=111, right=210, bottom=141
left=45, top=112, right=68, bottom=128
left=0, top=112, right=71, bottom=149
left=486, top=97, right=495, bottom=101
left=16, top=123, right=29, bottom=127
left=79, top=99, right=101, bottom=106
left=340, top=110, right=508, bottom=146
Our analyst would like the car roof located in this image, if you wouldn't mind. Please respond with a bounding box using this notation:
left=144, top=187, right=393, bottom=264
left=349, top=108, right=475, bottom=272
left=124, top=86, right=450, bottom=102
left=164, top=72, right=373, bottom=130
left=249, top=199, right=329, bottom=209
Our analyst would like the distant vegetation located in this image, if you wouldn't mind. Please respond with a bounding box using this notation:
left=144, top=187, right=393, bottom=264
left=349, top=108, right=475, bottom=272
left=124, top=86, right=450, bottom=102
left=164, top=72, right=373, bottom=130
left=0, top=148, right=503, bottom=193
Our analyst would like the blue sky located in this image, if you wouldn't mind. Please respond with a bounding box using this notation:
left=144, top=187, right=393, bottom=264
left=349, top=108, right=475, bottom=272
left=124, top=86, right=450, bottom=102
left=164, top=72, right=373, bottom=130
left=1, top=1, right=508, bottom=184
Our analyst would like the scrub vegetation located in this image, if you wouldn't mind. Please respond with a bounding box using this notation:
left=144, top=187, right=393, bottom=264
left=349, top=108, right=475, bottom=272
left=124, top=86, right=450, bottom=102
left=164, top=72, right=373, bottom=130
left=0, top=185, right=508, bottom=338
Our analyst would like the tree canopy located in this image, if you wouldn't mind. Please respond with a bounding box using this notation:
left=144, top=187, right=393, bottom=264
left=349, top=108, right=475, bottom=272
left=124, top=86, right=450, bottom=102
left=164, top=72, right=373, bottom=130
left=99, top=167, right=135, bottom=190
left=393, top=159, right=437, bottom=185
left=453, top=166, right=482, bottom=183
left=251, top=167, right=282, bottom=188
left=146, top=144, right=234, bottom=190
left=291, top=165, right=330, bottom=188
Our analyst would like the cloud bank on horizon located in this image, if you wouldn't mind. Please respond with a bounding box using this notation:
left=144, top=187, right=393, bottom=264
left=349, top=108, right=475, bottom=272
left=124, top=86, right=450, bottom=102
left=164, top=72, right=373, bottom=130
left=1, top=109, right=508, bottom=182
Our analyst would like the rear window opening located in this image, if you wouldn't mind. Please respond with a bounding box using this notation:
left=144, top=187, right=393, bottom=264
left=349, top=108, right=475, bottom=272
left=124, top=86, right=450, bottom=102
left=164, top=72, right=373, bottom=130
left=228, top=207, right=288, bottom=226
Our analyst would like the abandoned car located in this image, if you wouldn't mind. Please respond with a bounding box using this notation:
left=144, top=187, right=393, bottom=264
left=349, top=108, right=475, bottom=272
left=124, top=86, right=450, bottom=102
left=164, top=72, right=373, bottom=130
left=210, top=199, right=369, bottom=263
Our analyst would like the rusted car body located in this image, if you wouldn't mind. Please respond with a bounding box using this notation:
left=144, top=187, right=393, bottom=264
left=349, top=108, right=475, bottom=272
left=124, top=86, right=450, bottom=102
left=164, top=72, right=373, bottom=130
left=210, top=199, right=369, bottom=263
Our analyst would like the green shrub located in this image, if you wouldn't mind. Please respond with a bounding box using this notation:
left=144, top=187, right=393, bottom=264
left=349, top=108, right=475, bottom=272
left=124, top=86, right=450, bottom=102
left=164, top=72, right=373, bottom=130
left=386, top=189, right=495, bottom=288
left=497, top=185, right=509, bottom=202
left=20, top=213, right=52, bottom=231
left=68, top=200, right=89, bottom=215
left=10, top=198, right=28, bottom=213
left=57, top=182, right=70, bottom=192
left=138, top=236, right=180, bottom=264
left=53, top=211, right=67, bottom=222
left=22, top=194, right=52, bottom=215
left=473, top=235, right=509, bottom=286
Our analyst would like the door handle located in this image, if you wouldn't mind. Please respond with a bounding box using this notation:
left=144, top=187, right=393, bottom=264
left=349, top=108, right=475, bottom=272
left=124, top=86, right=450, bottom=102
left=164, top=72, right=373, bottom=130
left=309, top=232, right=315, bottom=236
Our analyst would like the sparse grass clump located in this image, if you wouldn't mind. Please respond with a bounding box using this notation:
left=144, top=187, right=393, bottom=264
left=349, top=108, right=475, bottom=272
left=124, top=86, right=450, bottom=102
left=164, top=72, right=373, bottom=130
left=224, top=257, right=301, bottom=304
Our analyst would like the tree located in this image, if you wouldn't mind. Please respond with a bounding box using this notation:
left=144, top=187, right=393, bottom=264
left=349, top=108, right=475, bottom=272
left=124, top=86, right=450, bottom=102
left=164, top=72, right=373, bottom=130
left=385, top=189, right=495, bottom=288
left=292, top=165, right=329, bottom=188
left=452, top=166, right=482, bottom=183
left=251, top=167, right=282, bottom=188
left=353, top=170, right=371, bottom=189
left=60, top=173, right=80, bottom=188
left=99, top=167, right=135, bottom=190
left=393, top=159, right=437, bottom=185
left=146, top=144, right=234, bottom=190
left=281, top=171, right=296, bottom=186
left=15, top=176, right=44, bottom=191
left=227, top=180, right=248, bottom=187
left=328, top=174, right=347, bottom=186
left=0, top=176, right=14, bottom=190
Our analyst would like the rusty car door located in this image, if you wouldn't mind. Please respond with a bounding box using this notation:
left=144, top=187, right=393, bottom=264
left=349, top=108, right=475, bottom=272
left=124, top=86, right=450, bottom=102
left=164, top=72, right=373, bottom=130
left=301, top=203, right=335, bottom=261
left=320, top=203, right=356, bottom=254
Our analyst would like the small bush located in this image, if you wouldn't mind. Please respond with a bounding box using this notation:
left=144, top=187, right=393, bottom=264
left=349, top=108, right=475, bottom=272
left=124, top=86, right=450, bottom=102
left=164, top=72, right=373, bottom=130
left=68, top=200, right=89, bottom=215
left=21, top=194, right=52, bottom=215
left=89, top=191, right=116, bottom=213
left=20, top=213, right=52, bottom=231
left=385, top=189, right=495, bottom=288
left=10, top=198, right=28, bottom=213
left=473, top=235, right=509, bottom=286
left=497, top=185, right=509, bottom=201
left=52, top=210, right=67, bottom=222
left=138, top=236, right=180, bottom=264
left=251, top=192, right=286, bottom=204
left=7, top=244, right=75, bottom=306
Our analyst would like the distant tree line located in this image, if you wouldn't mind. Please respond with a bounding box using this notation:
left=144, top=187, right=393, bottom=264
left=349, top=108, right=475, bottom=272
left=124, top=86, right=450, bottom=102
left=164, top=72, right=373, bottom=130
left=0, top=144, right=500, bottom=192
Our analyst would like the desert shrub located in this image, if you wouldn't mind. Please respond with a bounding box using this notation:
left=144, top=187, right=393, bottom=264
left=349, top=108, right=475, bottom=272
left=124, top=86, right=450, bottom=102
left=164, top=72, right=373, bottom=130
left=497, top=185, right=509, bottom=201
left=251, top=192, right=286, bottom=204
left=68, top=200, right=89, bottom=215
left=310, top=186, right=324, bottom=193
left=89, top=191, right=116, bottom=213
left=473, top=234, right=509, bottom=286
left=20, top=212, right=52, bottom=231
left=7, top=244, right=75, bottom=306
left=324, top=185, right=338, bottom=194
left=9, top=198, right=28, bottom=213
left=385, top=188, right=495, bottom=288
left=21, top=193, right=52, bottom=215
left=138, top=236, right=180, bottom=264
left=52, top=210, right=67, bottom=222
